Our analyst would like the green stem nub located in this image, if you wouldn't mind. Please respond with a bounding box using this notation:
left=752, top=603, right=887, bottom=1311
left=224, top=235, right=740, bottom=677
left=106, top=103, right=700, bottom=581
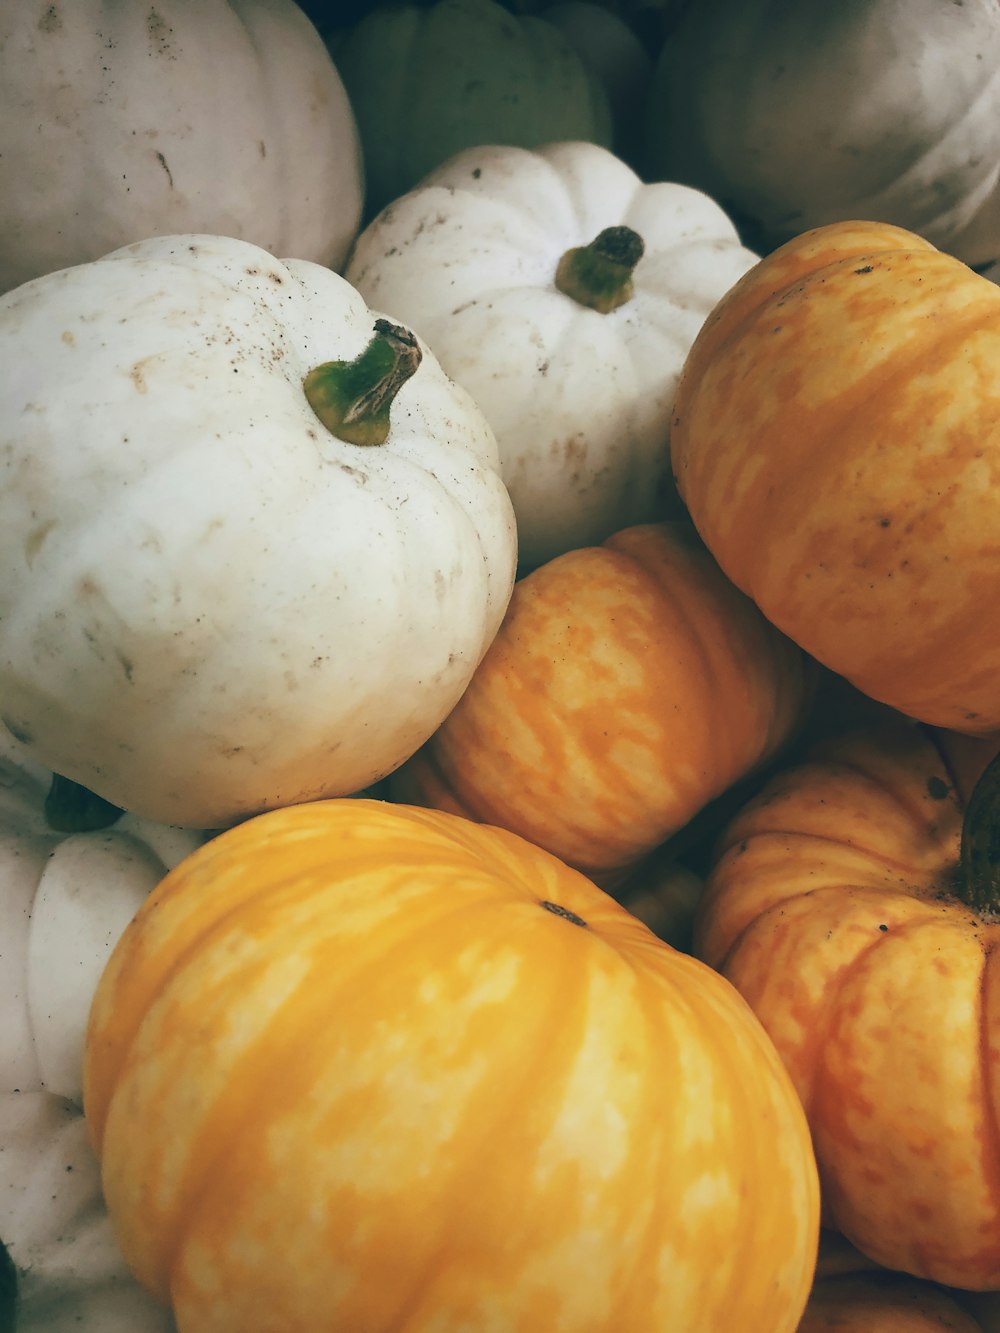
left=45, top=774, right=124, bottom=833
left=959, top=748, right=1000, bottom=914
left=554, top=225, right=645, bottom=314
left=303, top=319, right=422, bottom=447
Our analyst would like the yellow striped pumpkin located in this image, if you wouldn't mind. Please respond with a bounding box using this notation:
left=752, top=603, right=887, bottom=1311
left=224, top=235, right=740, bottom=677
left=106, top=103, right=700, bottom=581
left=695, top=719, right=1000, bottom=1289
left=84, top=798, right=819, bottom=1332
left=671, top=220, right=1000, bottom=733
left=390, top=520, right=810, bottom=887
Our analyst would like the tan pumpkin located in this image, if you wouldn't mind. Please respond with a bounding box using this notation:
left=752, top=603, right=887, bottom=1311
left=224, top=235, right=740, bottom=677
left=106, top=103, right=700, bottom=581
left=799, top=1232, right=986, bottom=1331
left=389, top=520, right=811, bottom=887
left=695, top=717, right=1000, bottom=1289
left=671, top=219, right=1000, bottom=734
left=800, top=1272, right=983, bottom=1331
left=84, top=797, right=820, bottom=1332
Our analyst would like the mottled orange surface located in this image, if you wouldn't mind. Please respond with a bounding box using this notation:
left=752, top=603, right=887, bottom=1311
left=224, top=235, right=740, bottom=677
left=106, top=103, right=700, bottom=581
left=671, top=219, right=1000, bottom=732
left=696, top=719, right=1000, bottom=1288
left=84, top=799, right=819, bottom=1332
left=391, top=521, right=809, bottom=886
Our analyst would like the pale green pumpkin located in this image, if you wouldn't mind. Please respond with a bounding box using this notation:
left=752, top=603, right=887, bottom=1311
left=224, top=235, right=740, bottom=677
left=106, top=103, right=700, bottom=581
left=330, top=0, right=613, bottom=216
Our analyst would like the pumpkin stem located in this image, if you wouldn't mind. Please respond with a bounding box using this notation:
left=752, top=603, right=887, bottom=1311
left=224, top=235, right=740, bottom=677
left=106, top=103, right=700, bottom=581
left=303, top=319, right=422, bottom=447
left=554, top=225, right=645, bottom=314
left=959, top=748, right=1000, bottom=914
left=45, top=774, right=124, bottom=833
left=540, top=900, right=588, bottom=928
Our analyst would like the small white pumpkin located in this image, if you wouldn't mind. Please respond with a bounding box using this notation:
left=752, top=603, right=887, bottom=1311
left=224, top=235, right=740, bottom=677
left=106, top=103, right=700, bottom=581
left=0, top=234, right=517, bottom=828
left=345, top=140, right=757, bottom=570
left=0, top=0, right=364, bottom=294
left=0, top=728, right=205, bottom=1107
left=0, top=1091, right=173, bottom=1331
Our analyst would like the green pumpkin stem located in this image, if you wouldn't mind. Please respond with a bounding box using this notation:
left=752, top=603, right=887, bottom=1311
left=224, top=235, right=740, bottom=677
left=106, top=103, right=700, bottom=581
left=554, top=225, right=645, bottom=314
left=45, top=773, right=124, bottom=833
left=303, top=319, right=422, bottom=447
left=959, top=748, right=1000, bottom=913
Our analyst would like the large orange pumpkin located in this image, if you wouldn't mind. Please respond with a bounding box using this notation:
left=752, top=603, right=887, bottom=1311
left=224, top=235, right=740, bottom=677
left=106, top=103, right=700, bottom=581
left=694, top=718, right=1000, bottom=1289
left=670, top=219, right=1000, bottom=733
left=84, top=798, right=819, bottom=1332
left=390, top=520, right=810, bottom=887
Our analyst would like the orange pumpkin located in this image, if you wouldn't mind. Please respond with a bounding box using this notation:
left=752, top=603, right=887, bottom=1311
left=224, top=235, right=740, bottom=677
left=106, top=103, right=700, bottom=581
left=84, top=798, right=820, bottom=1332
left=390, top=520, right=810, bottom=887
left=670, top=219, right=1000, bottom=734
left=694, top=717, right=1000, bottom=1289
left=615, top=853, right=703, bottom=953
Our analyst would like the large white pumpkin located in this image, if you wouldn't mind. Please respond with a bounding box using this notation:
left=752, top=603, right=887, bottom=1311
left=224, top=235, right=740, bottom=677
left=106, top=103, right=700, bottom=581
left=643, top=0, right=1000, bottom=268
left=346, top=140, right=757, bottom=570
left=0, top=0, right=364, bottom=293
left=0, top=234, right=517, bottom=828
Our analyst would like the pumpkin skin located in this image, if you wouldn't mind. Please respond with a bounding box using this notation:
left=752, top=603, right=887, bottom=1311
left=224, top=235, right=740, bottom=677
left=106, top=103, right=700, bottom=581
left=0, top=1, right=364, bottom=293
left=347, top=140, right=757, bottom=570
left=671, top=219, right=1000, bottom=734
left=0, top=233, right=516, bottom=828
left=694, top=719, right=1000, bottom=1289
left=84, top=798, right=820, bottom=1332
left=0, top=1091, right=173, bottom=1332
left=329, top=0, right=612, bottom=218
left=644, top=0, right=1000, bottom=268
left=798, top=1231, right=986, bottom=1331
left=0, top=727, right=205, bottom=1106
left=799, top=1273, right=984, bottom=1332
left=538, top=3, right=652, bottom=164
left=390, top=521, right=810, bottom=886
left=955, top=1293, right=1000, bottom=1332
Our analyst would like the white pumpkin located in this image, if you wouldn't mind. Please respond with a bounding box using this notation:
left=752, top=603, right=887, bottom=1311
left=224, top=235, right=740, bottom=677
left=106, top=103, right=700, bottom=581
left=643, top=0, right=1000, bottom=268
left=0, top=233, right=517, bottom=828
left=345, top=140, right=758, bottom=570
left=0, top=728, right=205, bottom=1107
left=0, top=0, right=364, bottom=294
left=0, top=1091, right=174, bottom=1331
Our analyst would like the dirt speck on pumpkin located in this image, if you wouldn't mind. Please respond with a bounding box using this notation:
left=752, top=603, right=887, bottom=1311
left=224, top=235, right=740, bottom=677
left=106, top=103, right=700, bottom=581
left=147, top=8, right=176, bottom=58
left=154, top=150, right=174, bottom=189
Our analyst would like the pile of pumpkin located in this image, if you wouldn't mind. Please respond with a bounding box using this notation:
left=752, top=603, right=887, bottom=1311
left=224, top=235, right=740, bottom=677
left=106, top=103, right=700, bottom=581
left=3, top=0, right=1000, bottom=1329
